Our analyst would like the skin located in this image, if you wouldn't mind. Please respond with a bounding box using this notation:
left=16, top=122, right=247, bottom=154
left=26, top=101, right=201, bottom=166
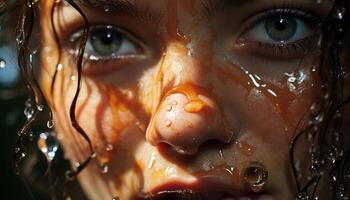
left=38, top=0, right=335, bottom=199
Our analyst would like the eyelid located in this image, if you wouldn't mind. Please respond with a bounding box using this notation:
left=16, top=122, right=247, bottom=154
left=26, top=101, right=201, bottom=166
left=234, top=8, right=323, bottom=59
left=237, top=8, right=323, bottom=38
left=66, top=25, right=149, bottom=59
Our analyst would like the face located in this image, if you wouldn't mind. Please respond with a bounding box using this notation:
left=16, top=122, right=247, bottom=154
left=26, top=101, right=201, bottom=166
left=38, top=0, right=334, bottom=199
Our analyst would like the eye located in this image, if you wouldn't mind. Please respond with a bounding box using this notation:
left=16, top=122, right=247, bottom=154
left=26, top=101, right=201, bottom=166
left=239, top=9, right=322, bottom=58
left=246, top=13, right=310, bottom=43
left=264, top=15, right=298, bottom=42
left=84, top=25, right=140, bottom=60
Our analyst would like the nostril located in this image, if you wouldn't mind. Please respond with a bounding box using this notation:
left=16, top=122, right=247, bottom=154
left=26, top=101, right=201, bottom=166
left=156, top=138, right=232, bottom=164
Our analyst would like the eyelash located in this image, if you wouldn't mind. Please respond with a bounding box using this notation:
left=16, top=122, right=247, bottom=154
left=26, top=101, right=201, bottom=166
left=240, top=8, right=323, bottom=58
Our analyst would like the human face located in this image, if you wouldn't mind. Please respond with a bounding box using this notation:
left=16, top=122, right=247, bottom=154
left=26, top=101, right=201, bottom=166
left=39, top=0, right=333, bottom=199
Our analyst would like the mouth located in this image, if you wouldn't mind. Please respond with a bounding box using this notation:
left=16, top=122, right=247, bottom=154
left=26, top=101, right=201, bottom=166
left=137, top=177, right=273, bottom=200
left=138, top=191, right=273, bottom=200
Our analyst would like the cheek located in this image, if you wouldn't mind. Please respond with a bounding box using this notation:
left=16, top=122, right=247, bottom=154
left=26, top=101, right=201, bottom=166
left=50, top=72, right=142, bottom=157
left=210, top=59, right=321, bottom=147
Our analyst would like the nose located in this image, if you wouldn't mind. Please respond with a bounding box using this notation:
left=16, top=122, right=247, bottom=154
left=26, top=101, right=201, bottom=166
left=146, top=44, right=231, bottom=155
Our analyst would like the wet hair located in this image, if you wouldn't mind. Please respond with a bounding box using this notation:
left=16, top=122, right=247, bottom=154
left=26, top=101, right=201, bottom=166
left=13, top=0, right=350, bottom=199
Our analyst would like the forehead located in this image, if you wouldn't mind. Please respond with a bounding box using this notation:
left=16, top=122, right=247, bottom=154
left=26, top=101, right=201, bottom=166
left=74, top=0, right=333, bottom=15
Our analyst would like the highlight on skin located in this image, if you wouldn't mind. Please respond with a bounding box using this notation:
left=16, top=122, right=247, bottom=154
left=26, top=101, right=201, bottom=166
left=12, top=0, right=350, bottom=200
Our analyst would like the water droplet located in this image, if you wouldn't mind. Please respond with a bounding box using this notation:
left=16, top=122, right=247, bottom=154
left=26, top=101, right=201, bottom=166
left=148, top=153, right=156, bottom=169
left=106, top=144, right=113, bottom=151
left=15, top=147, right=21, bottom=154
left=24, top=106, right=34, bottom=119
left=172, top=101, right=178, bottom=106
left=100, top=163, right=109, bottom=174
left=310, top=158, right=325, bottom=176
left=243, top=162, right=268, bottom=193
left=91, top=151, right=97, bottom=158
left=332, top=6, right=346, bottom=20
left=57, top=63, right=63, bottom=71
left=37, top=104, right=44, bottom=111
left=297, top=192, right=309, bottom=200
left=0, top=59, right=6, bottom=68
left=71, top=75, right=76, bottom=81
left=236, top=37, right=246, bottom=47
left=38, top=132, right=58, bottom=161
left=75, top=162, right=81, bottom=168
left=309, top=113, right=324, bottom=125
left=288, top=76, right=297, bottom=83
left=28, top=131, right=35, bottom=141
left=47, top=119, right=54, bottom=129
left=103, top=5, right=110, bottom=12
left=165, top=120, right=172, bottom=127
left=327, top=145, right=339, bottom=163
left=112, top=197, right=119, bottom=200
left=166, top=104, right=172, bottom=111
left=336, top=185, right=349, bottom=200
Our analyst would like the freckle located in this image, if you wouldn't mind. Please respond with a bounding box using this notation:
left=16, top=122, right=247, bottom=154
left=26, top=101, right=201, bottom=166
left=184, top=100, right=204, bottom=113
left=237, top=141, right=256, bottom=156
left=166, top=105, right=172, bottom=111
left=165, top=120, right=172, bottom=127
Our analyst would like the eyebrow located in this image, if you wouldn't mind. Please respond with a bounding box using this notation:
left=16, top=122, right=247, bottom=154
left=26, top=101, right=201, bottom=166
left=79, top=0, right=164, bottom=24
left=77, top=0, right=253, bottom=22
left=200, top=0, right=251, bottom=18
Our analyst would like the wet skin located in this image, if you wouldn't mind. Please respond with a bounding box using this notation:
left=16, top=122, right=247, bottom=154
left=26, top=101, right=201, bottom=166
left=39, top=0, right=334, bottom=199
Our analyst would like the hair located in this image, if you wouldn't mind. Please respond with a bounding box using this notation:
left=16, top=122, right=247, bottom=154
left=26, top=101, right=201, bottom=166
left=12, top=0, right=350, bottom=199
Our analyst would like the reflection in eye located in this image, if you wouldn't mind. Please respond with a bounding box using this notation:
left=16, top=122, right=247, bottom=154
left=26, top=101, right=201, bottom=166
left=72, top=25, right=140, bottom=60
left=240, top=9, right=322, bottom=58
left=265, top=15, right=297, bottom=42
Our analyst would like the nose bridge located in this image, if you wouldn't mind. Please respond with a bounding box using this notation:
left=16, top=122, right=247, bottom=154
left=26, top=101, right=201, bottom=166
left=146, top=42, right=230, bottom=155
left=160, top=42, right=205, bottom=88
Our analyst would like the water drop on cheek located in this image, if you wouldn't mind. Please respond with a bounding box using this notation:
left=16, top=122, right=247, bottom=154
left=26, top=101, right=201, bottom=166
left=243, top=162, right=268, bottom=193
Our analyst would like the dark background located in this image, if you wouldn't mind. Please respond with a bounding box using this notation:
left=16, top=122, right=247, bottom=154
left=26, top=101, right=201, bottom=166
left=0, top=2, right=86, bottom=199
left=0, top=3, right=32, bottom=197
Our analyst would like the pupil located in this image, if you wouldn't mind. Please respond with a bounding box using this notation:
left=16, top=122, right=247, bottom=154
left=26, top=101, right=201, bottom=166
left=274, top=18, right=287, bottom=31
left=101, top=31, right=113, bottom=45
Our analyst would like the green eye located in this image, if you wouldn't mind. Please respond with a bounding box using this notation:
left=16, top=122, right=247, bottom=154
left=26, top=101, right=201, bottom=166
left=265, top=15, right=297, bottom=42
left=90, top=27, right=122, bottom=56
